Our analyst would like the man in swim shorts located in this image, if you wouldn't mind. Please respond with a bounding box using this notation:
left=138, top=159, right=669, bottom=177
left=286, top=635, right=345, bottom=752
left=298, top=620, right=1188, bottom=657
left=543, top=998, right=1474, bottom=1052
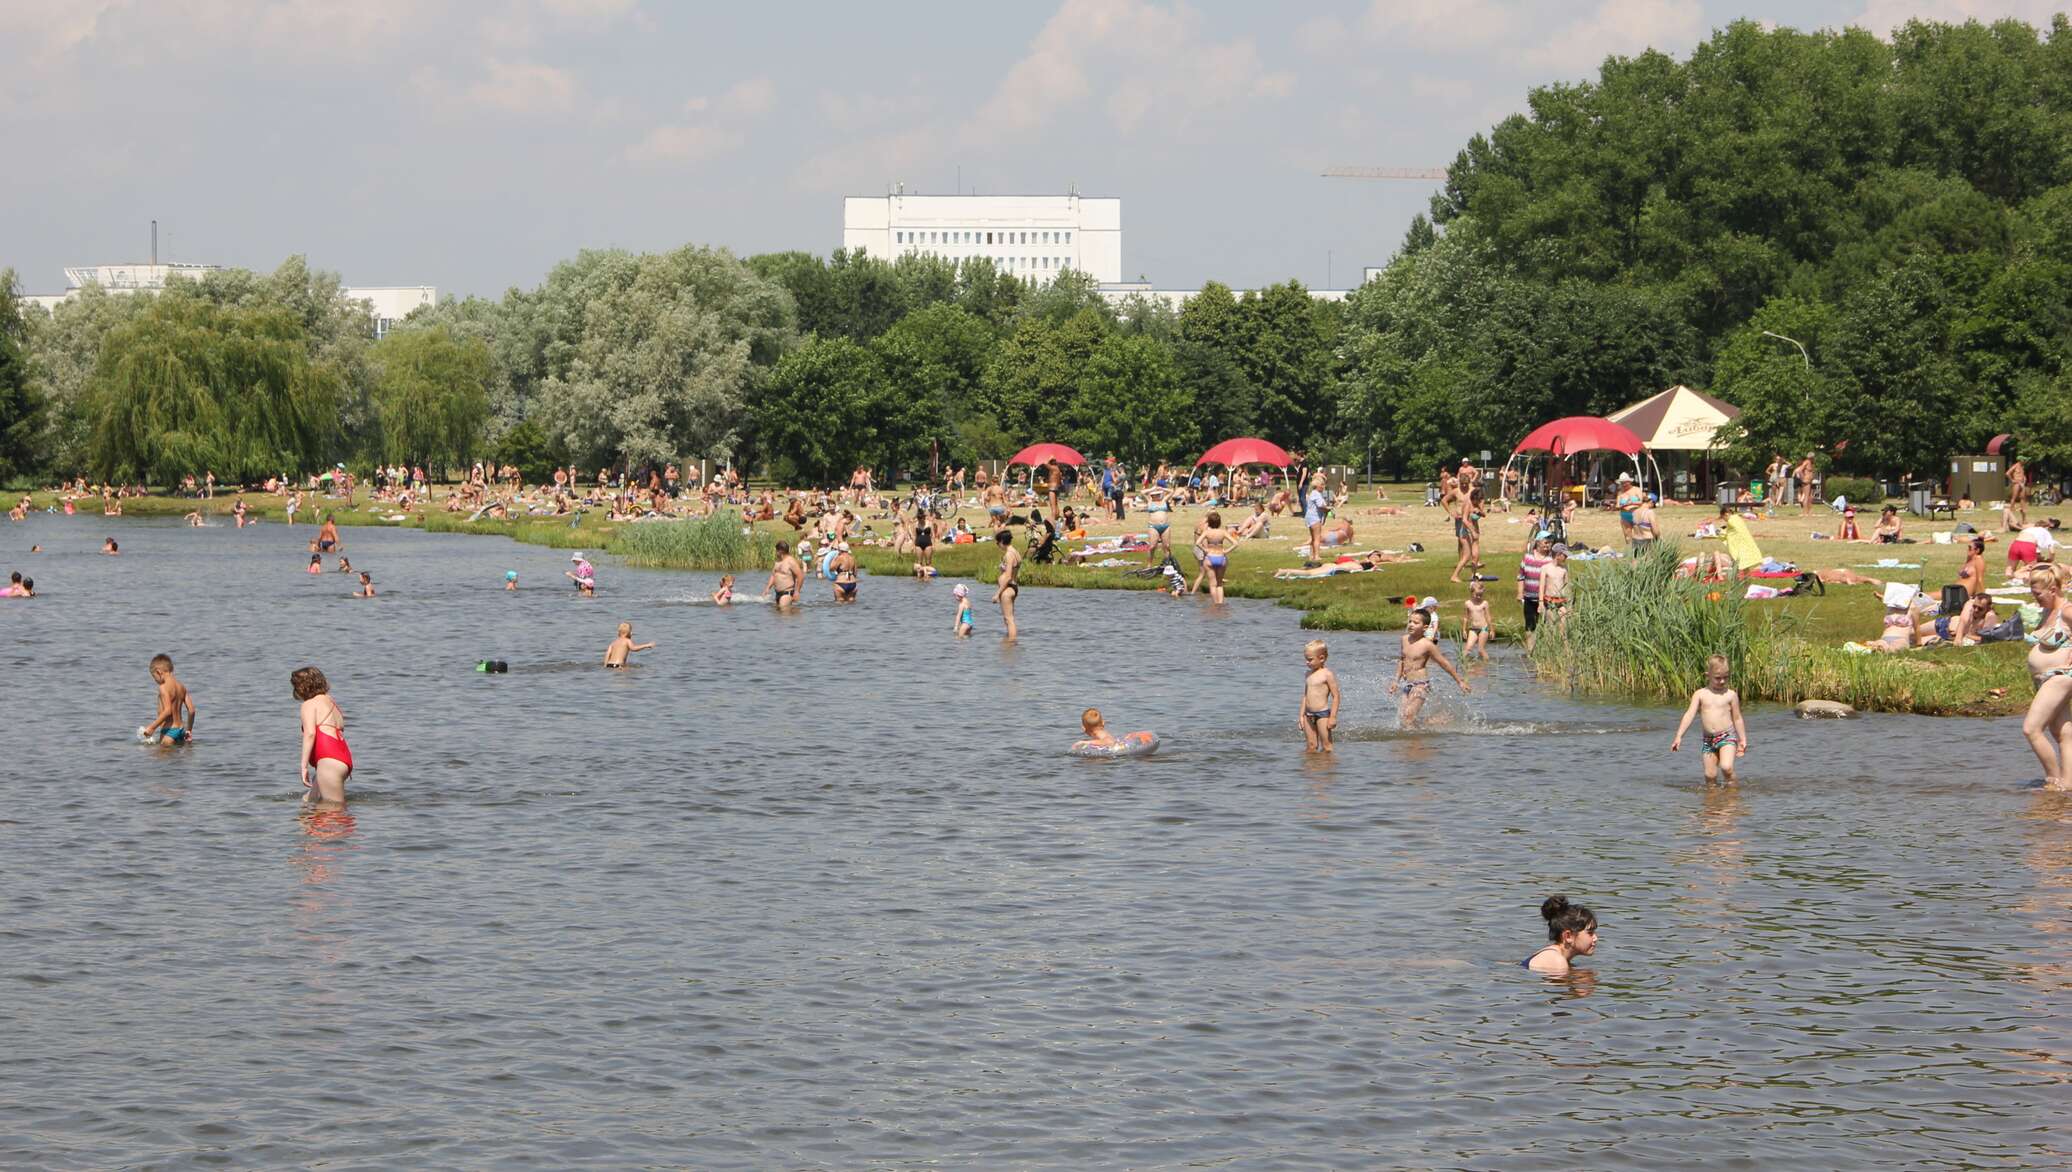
left=767, top=541, right=804, bottom=612
left=142, top=653, right=197, bottom=745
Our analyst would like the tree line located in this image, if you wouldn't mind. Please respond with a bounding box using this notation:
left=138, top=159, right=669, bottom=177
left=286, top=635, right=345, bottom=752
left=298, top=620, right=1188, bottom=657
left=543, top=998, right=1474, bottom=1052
left=4, top=16, right=2070, bottom=489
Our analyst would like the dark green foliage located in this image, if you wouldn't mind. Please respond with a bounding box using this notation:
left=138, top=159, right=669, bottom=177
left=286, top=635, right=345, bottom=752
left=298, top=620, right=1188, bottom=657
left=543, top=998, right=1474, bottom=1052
left=0, top=271, right=47, bottom=486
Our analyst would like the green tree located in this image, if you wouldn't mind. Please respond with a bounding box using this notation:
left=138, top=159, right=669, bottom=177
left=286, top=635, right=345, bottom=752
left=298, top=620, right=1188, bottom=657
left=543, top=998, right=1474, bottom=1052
left=872, top=303, right=998, bottom=466
left=369, top=325, right=493, bottom=473
left=88, top=296, right=341, bottom=485
left=1066, top=333, right=1193, bottom=467
left=754, top=337, right=894, bottom=482
left=0, top=270, right=47, bottom=485
left=534, top=245, right=792, bottom=468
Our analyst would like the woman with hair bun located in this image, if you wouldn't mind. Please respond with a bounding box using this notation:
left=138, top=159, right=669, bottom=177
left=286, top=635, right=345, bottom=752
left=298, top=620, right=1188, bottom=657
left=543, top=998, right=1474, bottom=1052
left=1526, top=896, right=1598, bottom=975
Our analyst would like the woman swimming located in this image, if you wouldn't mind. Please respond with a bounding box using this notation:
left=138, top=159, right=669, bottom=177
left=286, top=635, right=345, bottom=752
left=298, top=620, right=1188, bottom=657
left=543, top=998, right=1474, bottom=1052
left=295, top=666, right=353, bottom=805
left=1526, top=895, right=1598, bottom=975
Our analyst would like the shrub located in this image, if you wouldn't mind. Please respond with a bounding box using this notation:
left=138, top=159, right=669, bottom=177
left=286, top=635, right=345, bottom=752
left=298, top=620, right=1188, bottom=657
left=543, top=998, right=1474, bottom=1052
left=1824, top=476, right=1881, bottom=506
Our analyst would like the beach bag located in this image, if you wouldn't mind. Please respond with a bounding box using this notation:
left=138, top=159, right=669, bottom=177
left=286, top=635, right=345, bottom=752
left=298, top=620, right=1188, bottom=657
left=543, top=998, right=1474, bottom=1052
left=1980, top=615, right=2024, bottom=643
left=1792, top=571, right=1825, bottom=596
left=1940, top=584, right=1969, bottom=614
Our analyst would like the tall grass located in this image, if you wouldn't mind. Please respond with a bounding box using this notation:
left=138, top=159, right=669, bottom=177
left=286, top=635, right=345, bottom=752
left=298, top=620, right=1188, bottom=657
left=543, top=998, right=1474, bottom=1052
left=612, top=510, right=774, bottom=570
left=1528, top=541, right=2028, bottom=713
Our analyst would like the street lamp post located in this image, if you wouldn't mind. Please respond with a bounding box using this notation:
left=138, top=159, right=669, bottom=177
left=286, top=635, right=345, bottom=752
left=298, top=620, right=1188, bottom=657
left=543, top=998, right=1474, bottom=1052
left=1760, top=330, right=1811, bottom=367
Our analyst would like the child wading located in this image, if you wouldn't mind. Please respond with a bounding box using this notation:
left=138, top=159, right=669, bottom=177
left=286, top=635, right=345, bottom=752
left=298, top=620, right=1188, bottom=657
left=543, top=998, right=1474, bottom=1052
left=1300, top=639, right=1340, bottom=752
left=1671, top=654, right=1750, bottom=783
left=1394, top=608, right=1469, bottom=727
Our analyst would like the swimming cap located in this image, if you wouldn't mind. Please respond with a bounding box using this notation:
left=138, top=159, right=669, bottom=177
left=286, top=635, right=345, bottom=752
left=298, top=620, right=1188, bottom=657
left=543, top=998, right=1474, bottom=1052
left=953, top=583, right=970, bottom=597
left=505, top=570, right=518, bottom=580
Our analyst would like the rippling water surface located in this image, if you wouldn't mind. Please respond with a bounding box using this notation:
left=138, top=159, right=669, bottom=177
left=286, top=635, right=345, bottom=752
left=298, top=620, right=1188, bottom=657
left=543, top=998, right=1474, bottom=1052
left=4, top=515, right=2069, bottom=1168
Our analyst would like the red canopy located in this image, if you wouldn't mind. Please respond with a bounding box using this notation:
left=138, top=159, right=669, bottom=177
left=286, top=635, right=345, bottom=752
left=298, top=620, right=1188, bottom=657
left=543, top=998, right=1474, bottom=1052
left=1006, top=443, right=1086, bottom=467
left=1512, top=416, right=1646, bottom=457
left=1196, top=437, right=1294, bottom=467
left=1987, top=433, right=2013, bottom=455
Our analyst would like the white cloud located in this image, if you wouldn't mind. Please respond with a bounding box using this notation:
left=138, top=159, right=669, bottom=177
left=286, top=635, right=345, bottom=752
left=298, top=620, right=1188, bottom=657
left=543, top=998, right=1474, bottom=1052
left=625, top=123, right=747, bottom=164
left=461, top=58, right=580, bottom=114
left=1361, top=0, right=1523, bottom=52
left=815, top=89, right=935, bottom=132
left=626, top=77, right=773, bottom=166
left=1525, top=0, right=1704, bottom=72
left=964, top=0, right=1294, bottom=140
left=1850, top=0, right=2070, bottom=34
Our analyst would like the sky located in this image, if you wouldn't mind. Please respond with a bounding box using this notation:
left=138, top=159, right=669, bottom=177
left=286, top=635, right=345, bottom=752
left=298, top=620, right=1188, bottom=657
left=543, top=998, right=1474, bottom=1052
left=3, top=0, right=2067, bottom=299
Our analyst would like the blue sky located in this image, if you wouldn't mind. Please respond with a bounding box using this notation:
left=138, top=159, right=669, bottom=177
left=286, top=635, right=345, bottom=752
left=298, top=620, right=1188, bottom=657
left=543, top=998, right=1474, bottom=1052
left=3, top=0, right=2064, bottom=298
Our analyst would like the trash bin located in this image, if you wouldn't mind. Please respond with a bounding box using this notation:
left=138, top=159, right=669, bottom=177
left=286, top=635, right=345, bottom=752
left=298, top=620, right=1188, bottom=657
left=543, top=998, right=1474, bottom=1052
left=1717, top=484, right=1737, bottom=506
left=1908, top=485, right=1931, bottom=517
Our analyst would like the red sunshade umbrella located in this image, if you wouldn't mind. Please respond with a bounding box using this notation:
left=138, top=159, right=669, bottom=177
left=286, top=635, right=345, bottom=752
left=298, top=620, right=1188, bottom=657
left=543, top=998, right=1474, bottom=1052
left=1006, top=443, right=1087, bottom=467
left=1986, top=433, right=2013, bottom=455
left=1195, top=437, right=1294, bottom=467
left=1512, top=416, right=1646, bottom=457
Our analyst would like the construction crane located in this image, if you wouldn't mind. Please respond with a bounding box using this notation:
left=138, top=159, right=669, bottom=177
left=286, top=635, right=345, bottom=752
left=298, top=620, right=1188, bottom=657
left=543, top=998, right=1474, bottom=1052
left=1321, top=166, right=1448, bottom=181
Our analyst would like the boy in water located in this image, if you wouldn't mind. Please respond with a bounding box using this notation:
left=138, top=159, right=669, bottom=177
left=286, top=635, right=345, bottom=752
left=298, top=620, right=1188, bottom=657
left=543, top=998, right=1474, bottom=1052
left=712, top=574, right=734, bottom=605
left=1538, top=544, right=1573, bottom=638
left=1461, top=579, right=1493, bottom=660
left=952, top=583, right=974, bottom=637
left=1671, top=654, right=1750, bottom=783
left=1079, top=707, right=1119, bottom=749
left=603, top=622, right=654, bottom=667
left=1395, top=609, right=1470, bottom=727
left=141, top=654, right=197, bottom=745
left=1300, top=639, right=1340, bottom=752
left=505, top=570, right=519, bottom=591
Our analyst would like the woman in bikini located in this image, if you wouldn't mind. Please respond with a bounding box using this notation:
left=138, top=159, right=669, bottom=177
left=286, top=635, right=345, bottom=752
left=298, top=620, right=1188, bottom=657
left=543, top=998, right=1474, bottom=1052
left=2021, top=569, right=2072, bottom=790
left=294, top=666, right=353, bottom=805
left=1198, top=511, right=1239, bottom=604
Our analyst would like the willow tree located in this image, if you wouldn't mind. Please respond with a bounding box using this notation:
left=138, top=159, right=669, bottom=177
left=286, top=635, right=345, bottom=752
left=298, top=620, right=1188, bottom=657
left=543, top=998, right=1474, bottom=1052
left=88, top=294, right=341, bottom=486
left=369, top=324, right=491, bottom=474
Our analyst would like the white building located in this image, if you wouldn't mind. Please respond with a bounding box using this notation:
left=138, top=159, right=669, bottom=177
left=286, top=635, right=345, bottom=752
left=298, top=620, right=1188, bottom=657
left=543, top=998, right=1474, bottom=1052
left=342, top=286, right=437, bottom=337
left=1096, top=283, right=1351, bottom=312
left=843, top=192, right=1122, bottom=285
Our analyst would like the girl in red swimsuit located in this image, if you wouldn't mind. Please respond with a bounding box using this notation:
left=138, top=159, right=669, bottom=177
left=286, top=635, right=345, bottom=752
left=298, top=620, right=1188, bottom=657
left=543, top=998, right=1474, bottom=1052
left=294, top=666, right=353, bottom=804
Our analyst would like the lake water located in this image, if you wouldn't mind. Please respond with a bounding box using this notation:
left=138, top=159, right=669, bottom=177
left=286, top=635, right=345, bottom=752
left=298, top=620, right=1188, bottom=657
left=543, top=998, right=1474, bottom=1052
left=3, top=514, right=2068, bottom=1169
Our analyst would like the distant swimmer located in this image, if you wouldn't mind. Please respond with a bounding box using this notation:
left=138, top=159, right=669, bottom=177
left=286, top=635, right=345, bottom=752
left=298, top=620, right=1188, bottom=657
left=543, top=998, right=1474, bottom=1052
left=712, top=574, right=734, bottom=605
left=1300, top=639, right=1340, bottom=753
left=102, top=538, right=119, bottom=555
left=766, top=541, right=803, bottom=612
left=604, top=621, right=653, bottom=667
left=140, top=654, right=197, bottom=745
left=1670, top=654, right=1749, bottom=784
left=232, top=496, right=249, bottom=527
left=1526, top=895, right=1599, bottom=976
left=294, top=666, right=352, bottom=805
left=505, top=570, right=519, bottom=591
left=352, top=571, right=376, bottom=598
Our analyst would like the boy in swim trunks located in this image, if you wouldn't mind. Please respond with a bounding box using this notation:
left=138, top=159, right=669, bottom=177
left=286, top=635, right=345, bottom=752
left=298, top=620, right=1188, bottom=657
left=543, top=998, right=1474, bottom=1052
left=1671, top=654, right=1749, bottom=783
left=604, top=622, right=654, bottom=667
left=1395, top=610, right=1469, bottom=728
left=1461, top=579, right=1493, bottom=660
left=141, top=653, right=197, bottom=745
left=1300, top=639, right=1340, bottom=752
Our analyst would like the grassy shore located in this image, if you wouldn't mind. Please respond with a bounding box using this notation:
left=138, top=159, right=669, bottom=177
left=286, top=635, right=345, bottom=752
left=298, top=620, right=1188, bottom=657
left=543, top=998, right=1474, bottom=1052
left=30, top=487, right=2057, bottom=716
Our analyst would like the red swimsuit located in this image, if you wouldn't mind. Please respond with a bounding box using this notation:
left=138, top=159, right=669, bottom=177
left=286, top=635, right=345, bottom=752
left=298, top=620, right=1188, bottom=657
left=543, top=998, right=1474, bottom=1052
left=308, top=726, right=353, bottom=785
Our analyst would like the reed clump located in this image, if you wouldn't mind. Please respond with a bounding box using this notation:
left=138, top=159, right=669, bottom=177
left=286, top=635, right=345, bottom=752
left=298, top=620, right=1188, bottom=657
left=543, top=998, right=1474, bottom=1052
left=613, top=510, right=773, bottom=570
left=1529, top=542, right=2029, bottom=714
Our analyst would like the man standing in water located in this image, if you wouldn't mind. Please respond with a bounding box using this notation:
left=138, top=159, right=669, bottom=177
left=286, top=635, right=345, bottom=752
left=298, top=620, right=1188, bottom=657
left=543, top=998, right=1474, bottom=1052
left=992, top=528, right=1021, bottom=642
left=767, top=541, right=805, bottom=612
